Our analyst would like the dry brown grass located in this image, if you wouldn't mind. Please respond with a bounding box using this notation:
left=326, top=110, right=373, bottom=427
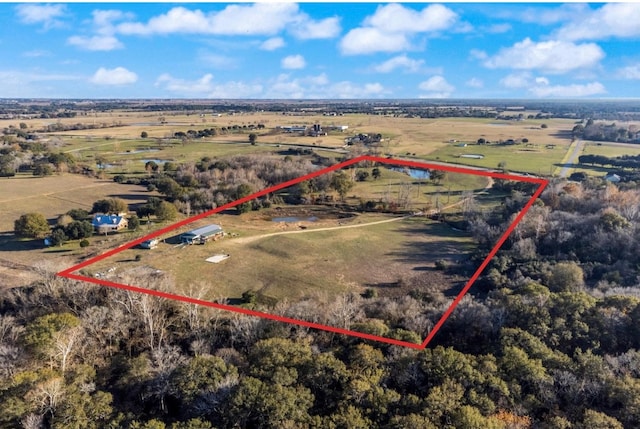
left=0, top=173, right=156, bottom=232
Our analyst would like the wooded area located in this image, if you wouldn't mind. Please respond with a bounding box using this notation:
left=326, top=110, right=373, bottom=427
left=2, top=177, right=640, bottom=428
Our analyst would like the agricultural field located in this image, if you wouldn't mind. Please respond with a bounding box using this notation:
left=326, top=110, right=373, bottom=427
left=1, top=107, right=554, bottom=294
left=80, top=209, right=475, bottom=313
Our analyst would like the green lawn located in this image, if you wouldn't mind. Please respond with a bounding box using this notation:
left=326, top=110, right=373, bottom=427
left=422, top=142, right=568, bottom=175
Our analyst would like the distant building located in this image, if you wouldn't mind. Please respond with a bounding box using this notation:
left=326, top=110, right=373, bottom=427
left=180, top=224, right=224, bottom=244
left=604, top=173, right=621, bottom=183
left=278, top=125, right=307, bottom=133
left=92, top=214, right=128, bottom=232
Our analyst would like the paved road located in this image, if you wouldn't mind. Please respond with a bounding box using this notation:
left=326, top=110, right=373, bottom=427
left=558, top=140, right=585, bottom=178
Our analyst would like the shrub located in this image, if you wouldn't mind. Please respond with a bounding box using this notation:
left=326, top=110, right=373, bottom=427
left=362, top=288, right=378, bottom=299
left=242, top=290, right=258, bottom=304
left=79, top=239, right=90, bottom=248
left=435, top=259, right=448, bottom=270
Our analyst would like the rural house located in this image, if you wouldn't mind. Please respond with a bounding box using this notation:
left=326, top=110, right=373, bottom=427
left=92, top=214, right=128, bottom=232
left=180, top=224, right=224, bottom=244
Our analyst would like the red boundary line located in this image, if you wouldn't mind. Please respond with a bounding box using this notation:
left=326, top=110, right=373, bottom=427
left=57, top=155, right=547, bottom=349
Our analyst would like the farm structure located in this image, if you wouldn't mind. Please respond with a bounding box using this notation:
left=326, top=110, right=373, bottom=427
left=140, top=238, right=159, bottom=249
left=92, top=214, right=128, bottom=232
left=180, top=224, right=224, bottom=245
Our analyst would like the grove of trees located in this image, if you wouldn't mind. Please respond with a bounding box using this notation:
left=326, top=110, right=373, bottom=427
left=2, top=175, right=640, bottom=428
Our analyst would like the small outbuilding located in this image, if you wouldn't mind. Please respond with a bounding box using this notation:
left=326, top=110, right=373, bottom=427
left=140, top=238, right=159, bottom=249
left=604, top=173, right=621, bottom=183
left=181, top=224, right=224, bottom=244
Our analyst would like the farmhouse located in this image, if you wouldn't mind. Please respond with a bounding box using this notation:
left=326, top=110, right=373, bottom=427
left=92, top=214, right=128, bottom=232
left=181, top=224, right=224, bottom=244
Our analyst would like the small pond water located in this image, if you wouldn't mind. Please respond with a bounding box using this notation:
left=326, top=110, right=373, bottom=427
left=117, top=149, right=160, bottom=155
left=272, top=216, right=319, bottom=223
left=141, top=159, right=169, bottom=164
left=390, top=167, right=431, bottom=179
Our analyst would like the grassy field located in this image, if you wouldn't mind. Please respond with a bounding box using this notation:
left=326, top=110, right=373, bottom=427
left=2, top=110, right=571, bottom=295
left=16, top=113, right=578, bottom=174
left=0, top=173, right=157, bottom=232
left=84, top=211, right=474, bottom=305
left=422, top=141, right=568, bottom=175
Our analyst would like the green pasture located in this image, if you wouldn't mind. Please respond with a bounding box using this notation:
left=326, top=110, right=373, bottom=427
left=422, top=141, right=568, bottom=175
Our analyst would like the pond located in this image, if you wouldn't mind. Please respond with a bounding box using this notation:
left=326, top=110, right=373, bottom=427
left=390, top=167, right=431, bottom=179
left=459, top=154, right=484, bottom=159
left=141, top=159, right=170, bottom=164
left=272, top=216, right=319, bottom=223
left=117, top=149, right=160, bottom=155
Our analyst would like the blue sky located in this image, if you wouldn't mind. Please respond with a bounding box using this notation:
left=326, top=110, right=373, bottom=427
left=2, top=2, right=640, bottom=99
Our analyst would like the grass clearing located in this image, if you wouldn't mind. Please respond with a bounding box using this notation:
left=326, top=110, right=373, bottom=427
left=84, top=211, right=474, bottom=305
left=423, top=141, right=568, bottom=175
left=0, top=173, right=157, bottom=232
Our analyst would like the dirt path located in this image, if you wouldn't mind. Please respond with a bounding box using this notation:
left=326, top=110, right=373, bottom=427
left=229, top=176, right=493, bottom=245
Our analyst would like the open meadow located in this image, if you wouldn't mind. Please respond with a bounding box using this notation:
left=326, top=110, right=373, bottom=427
left=81, top=210, right=474, bottom=306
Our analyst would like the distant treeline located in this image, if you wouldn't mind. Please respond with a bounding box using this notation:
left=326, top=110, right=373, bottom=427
left=578, top=154, right=640, bottom=169
left=573, top=119, right=640, bottom=143
left=3, top=99, right=640, bottom=120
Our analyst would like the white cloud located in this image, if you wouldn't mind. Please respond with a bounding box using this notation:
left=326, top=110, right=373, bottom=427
left=0, top=70, right=81, bottom=97
left=68, top=35, right=123, bottom=51
left=67, top=9, right=130, bottom=52
left=115, top=4, right=338, bottom=40
left=363, top=4, right=457, bottom=34
left=281, top=55, right=306, bottom=70
left=92, top=9, right=133, bottom=33
left=499, top=73, right=606, bottom=97
left=118, top=4, right=297, bottom=36
left=15, top=4, right=66, bottom=29
left=22, top=50, right=51, bottom=58
left=373, top=55, right=424, bottom=73
left=328, top=81, right=386, bottom=99
left=153, top=71, right=387, bottom=99
left=617, top=64, right=640, bottom=80
left=469, top=49, right=488, bottom=61
left=515, top=4, right=590, bottom=25
left=340, top=28, right=410, bottom=55
left=500, top=72, right=533, bottom=89
left=485, top=23, right=512, bottom=34
left=556, top=3, right=640, bottom=41
left=419, top=76, right=455, bottom=96
left=529, top=81, right=606, bottom=97
left=90, top=67, right=137, bottom=85
left=339, top=4, right=458, bottom=55
left=483, top=38, right=604, bottom=73
left=260, top=37, right=285, bottom=51
left=198, top=51, right=237, bottom=69
left=466, top=78, right=484, bottom=88
left=155, top=73, right=215, bottom=94
left=208, top=81, right=264, bottom=99
left=289, top=16, right=341, bottom=40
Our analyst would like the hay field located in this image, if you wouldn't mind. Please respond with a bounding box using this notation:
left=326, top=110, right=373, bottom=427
left=0, top=173, right=156, bottom=232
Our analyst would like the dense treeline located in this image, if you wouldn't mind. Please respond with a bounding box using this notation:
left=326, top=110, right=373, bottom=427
left=2, top=177, right=640, bottom=428
left=572, top=119, right=640, bottom=143
left=3, top=99, right=640, bottom=120
left=144, top=155, right=322, bottom=214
